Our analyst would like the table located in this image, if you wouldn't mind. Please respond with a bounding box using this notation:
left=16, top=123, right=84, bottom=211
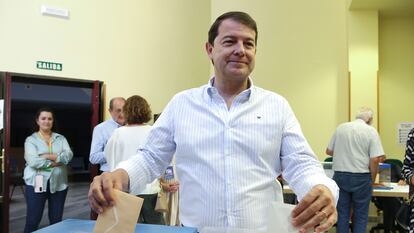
left=33, top=219, right=198, bottom=233
left=372, top=183, right=409, bottom=198
left=283, top=182, right=409, bottom=199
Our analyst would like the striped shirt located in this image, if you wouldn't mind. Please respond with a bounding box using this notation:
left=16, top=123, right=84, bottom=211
left=402, top=128, right=414, bottom=198
left=118, top=78, right=338, bottom=229
left=90, top=118, right=121, bottom=172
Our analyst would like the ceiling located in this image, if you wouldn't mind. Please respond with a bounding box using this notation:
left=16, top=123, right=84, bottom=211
left=349, top=0, right=414, bottom=17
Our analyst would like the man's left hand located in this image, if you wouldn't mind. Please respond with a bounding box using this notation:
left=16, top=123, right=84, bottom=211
left=291, top=184, right=337, bottom=233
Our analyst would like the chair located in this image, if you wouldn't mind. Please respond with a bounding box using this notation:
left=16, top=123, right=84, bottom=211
left=68, top=156, right=89, bottom=182
left=384, top=159, right=403, bottom=171
left=68, top=156, right=85, bottom=170
left=9, top=148, right=25, bottom=199
left=324, top=157, right=333, bottom=162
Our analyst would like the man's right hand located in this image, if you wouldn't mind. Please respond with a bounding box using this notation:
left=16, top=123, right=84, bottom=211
left=88, top=169, right=129, bottom=214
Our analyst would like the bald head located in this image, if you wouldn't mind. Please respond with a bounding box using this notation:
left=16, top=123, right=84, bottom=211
left=109, top=97, right=126, bottom=125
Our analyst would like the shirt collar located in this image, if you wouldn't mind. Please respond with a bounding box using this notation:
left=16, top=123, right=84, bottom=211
left=355, top=118, right=367, bottom=124
left=109, top=118, right=122, bottom=127
left=206, top=77, right=254, bottom=103
left=36, top=132, right=58, bottom=141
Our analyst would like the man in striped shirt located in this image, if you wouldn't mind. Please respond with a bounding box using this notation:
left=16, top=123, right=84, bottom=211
left=89, top=11, right=338, bottom=232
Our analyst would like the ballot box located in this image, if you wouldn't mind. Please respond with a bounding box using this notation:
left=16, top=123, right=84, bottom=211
left=33, top=219, right=197, bottom=233
left=379, top=163, right=392, bottom=184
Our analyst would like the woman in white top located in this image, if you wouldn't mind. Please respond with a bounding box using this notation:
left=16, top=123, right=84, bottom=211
left=105, top=95, right=164, bottom=224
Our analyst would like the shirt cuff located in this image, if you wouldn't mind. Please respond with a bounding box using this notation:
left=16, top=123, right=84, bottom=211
left=294, top=174, right=339, bottom=206
left=116, top=157, right=149, bottom=194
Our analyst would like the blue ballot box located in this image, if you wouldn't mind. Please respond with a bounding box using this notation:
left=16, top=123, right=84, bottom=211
left=33, top=219, right=198, bottom=233
left=378, top=163, right=391, bottom=184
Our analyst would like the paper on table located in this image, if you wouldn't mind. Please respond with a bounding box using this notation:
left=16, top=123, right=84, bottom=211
left=93, top=189, right=143, bottom=233
left=199, top=227, right=265, bottom=233
left=267, top=202, right=311, bottom=233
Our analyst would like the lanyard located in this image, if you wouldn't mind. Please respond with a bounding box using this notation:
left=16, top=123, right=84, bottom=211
left=38, top=131, right=53, bottom=172
left=38, top=132, right=52, bottom=154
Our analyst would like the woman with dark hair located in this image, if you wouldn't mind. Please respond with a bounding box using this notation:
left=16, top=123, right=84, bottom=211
left=105, top=95, right=165, bottom=224
left=23, top=107, right=73, bottom=233
left=402, top=128, right=414, bottom=232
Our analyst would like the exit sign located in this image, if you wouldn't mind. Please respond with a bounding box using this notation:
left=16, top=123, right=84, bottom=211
left=36, top=61, right=62, bottom=71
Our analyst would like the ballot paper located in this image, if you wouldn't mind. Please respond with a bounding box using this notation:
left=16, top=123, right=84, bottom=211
left=93, top=190, right=143, bottom=233
left=199, top=202, right=310, bottom=233
left=266, top=202, right=301, bottom=233
left=199, top=227, right=264, bottom=233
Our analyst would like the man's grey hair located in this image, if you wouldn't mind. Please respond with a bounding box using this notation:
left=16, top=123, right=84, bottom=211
left=355, top=107, right=374, bottom=123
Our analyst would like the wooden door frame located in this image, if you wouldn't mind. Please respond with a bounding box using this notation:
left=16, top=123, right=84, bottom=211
left=2, top=73, right=12, bottom=233
left=1, top=72, right=102, bottom=233
left=89, top=80, right=101, bottom=220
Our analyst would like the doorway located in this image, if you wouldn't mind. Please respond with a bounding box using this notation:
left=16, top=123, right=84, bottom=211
left=0, top=72, right=102, bottom=233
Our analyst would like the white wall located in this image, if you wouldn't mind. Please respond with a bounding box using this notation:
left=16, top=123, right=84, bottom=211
left=379, top=16, right=414, bottom=159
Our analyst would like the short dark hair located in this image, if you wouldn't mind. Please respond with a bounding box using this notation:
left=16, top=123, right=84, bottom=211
left=33, top=107, right=57, bottom=132
left=123, top=95, right=152, bottom=124
left=208, top=11, right=258, bottom=45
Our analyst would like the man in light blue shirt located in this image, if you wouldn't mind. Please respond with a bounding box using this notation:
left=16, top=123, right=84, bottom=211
left=88, top=12, right=338, bottom=232
left=89, top=97, right=125, bottom=172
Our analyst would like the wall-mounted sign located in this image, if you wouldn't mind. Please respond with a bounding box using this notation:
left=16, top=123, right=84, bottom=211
left=36, top=61, right=62, bottom=71
left=397, top=122, right=414, bottom=145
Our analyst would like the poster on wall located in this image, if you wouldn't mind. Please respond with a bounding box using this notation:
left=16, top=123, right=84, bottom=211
left=397, top=122, right=414, bottom=145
